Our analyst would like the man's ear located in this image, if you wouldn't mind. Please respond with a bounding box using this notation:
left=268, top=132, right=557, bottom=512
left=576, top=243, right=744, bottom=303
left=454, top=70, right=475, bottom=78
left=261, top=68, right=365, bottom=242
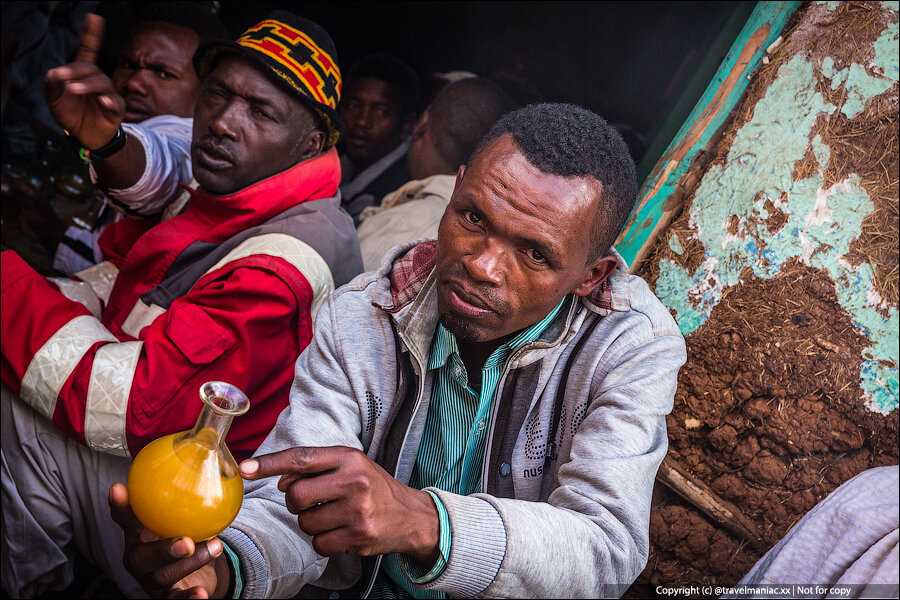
left=411, top=111, right=429, bottom=141
left=401, top=113, right=418, bottom=139
left=455, top=164, right=466, bottom=188
left=300, top=129, right=326, bottom=160
left=571, top=254, right=618, bottom=297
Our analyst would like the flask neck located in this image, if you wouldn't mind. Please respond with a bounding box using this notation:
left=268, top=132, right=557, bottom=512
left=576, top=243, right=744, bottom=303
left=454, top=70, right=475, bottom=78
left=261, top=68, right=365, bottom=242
left=190, top=405, right=234, bottom=446
left=190, top=382, right=250, bottom=448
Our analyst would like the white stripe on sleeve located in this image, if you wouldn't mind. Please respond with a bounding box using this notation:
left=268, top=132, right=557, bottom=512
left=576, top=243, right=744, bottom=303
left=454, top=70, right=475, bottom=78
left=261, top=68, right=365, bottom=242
left=21, top=315, right=117, bottom=420
left=84, top=341, right=143, bottom=457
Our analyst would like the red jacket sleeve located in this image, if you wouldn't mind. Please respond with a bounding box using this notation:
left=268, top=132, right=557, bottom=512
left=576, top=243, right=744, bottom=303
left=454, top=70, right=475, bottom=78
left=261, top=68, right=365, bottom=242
left=2, top=250, right=314, bottom=461
left=1, top=251, right=98, bottom=394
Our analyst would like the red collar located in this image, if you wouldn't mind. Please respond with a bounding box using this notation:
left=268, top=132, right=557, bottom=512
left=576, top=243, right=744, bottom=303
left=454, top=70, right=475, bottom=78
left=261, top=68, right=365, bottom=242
left=98, top=148, right=340, bottom=331
left=183, top=147, right=341, bottom=239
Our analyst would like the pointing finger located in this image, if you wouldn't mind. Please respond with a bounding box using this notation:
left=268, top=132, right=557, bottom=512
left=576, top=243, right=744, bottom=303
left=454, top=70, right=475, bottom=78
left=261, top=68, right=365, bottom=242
left=73, top=14, right=105, bottom=63
left=241, top=446, right=350, bottom=480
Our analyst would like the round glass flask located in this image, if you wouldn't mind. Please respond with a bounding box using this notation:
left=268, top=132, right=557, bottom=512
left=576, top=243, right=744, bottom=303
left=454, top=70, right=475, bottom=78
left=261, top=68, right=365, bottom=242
left=127, top=381, right=250, bottom=541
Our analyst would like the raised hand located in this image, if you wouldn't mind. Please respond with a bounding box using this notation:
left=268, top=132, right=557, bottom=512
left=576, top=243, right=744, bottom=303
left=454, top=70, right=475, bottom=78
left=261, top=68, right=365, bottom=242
left=241, top=446, right=441, bottom=565
left=45, top=14, right=126, bottom=149
left=109, top=483, right=231, bottom=599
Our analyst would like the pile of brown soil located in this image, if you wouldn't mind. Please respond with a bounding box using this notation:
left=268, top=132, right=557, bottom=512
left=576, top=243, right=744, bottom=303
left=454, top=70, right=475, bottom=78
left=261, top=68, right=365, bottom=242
left=641, top=261, right=898, bottom=590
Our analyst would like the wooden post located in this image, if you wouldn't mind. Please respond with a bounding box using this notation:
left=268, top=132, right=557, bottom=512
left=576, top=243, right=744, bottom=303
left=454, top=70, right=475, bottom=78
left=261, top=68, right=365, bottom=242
left=656, top=456, right=768, bottom=553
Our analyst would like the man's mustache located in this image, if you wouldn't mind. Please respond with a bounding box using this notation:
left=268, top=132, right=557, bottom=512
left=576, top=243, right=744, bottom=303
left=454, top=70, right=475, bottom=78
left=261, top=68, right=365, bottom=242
left=193, top=135, right=236, bottom=163
left=440, top=261, right=512, bottom=316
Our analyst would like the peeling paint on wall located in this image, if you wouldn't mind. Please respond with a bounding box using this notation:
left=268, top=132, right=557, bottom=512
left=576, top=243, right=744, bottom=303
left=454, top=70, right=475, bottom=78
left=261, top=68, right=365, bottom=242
left=668, top=234, right=684, bottom=255
left=817, top=0, right=842, bottom=11
left=873, top=20, right=899, bottom=78
left=653, top=41, right=899, bottom=414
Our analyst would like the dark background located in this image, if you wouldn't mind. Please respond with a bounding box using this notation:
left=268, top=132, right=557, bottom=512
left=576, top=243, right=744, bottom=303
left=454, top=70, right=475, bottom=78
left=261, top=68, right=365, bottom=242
left=96, top=0, right=756, bottom=179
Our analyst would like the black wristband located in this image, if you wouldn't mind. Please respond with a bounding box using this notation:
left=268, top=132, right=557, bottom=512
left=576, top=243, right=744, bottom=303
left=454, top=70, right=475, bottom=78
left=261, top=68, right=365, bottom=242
left=65, top=126, right=127, bottom=162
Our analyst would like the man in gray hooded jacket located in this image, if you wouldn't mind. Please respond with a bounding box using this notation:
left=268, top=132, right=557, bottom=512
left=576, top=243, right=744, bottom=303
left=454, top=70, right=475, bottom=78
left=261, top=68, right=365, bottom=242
left=112, top=103, right=687, bottom=599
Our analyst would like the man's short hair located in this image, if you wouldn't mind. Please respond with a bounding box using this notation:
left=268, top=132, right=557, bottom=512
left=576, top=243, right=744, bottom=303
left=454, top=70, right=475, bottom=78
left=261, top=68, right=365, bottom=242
left=429, top=77, right=516, bottom=172
left=137, top=1, right=231, bottom=43
left=470, top=103, right=637, bottom=262
left=345, top=53, right=420, bottom=116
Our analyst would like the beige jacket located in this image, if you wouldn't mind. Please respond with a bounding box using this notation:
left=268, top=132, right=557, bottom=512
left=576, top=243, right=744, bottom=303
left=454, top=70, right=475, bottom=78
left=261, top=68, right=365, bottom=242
left=356, top=174, right=455, bottom=271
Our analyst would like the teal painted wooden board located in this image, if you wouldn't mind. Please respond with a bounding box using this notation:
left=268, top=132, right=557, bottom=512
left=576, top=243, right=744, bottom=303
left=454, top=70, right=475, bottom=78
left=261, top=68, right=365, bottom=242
left=616, top=1, right=803, bottom=272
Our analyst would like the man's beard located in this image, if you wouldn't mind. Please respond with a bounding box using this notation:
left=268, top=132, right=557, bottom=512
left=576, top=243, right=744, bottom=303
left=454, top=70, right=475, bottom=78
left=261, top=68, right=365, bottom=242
left=439, top=311, right=483, bottom=344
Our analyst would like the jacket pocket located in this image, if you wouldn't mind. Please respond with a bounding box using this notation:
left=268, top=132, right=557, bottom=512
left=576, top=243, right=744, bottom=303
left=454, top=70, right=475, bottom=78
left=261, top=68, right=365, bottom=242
left=166, top=303, right=237, bottom=364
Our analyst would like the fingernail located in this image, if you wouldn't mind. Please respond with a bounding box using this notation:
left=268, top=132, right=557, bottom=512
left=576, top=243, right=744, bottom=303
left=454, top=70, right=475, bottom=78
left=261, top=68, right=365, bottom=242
left=172, top=539, right=190, bottom=558
left=207, top=538, right=223, bottom=556
left=240, top=459, right=258, bottom=476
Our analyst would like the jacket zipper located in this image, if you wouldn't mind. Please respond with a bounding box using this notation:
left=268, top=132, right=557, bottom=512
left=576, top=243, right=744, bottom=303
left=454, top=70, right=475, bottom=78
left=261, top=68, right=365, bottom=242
left=481, top=340, right=539, bottom=492
left=361, top=329, right=429, bottom=598
left=480, top=300, right=581, bottom=490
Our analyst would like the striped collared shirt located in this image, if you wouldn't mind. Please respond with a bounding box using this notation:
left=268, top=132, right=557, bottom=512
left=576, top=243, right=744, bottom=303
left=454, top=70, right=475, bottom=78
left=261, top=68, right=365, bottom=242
left=375, top=295, right=571, bottom=598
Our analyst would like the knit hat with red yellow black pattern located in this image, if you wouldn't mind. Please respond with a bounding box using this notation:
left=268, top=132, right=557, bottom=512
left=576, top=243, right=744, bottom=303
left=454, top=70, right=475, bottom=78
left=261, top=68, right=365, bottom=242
left=193, top=11, right=343, bottom=148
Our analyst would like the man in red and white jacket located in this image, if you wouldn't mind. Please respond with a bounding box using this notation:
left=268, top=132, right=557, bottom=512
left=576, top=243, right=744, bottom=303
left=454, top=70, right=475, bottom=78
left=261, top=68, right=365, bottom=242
left=1, top=13, right=362, bottom=597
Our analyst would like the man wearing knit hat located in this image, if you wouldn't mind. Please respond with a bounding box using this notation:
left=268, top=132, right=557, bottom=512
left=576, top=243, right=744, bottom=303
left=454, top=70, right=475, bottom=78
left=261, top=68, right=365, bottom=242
left=0, top=11, right=362, bottom=598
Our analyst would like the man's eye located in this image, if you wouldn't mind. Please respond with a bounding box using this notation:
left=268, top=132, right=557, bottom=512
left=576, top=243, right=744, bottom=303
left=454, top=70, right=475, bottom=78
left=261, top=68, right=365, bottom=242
left=464, top=210, right=481, bottom=224
left=202, top=88, right=225, bottom=101
left=528, top=249, right=546, bottom=263
left=156, top=70, right=176, bottom=80
left=253, top=108, right=273, bottom=120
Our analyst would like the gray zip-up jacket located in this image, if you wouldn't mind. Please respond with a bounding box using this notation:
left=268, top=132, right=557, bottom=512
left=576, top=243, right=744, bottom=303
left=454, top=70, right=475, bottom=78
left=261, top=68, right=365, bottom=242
left=220, top=240, right=687, bottom=599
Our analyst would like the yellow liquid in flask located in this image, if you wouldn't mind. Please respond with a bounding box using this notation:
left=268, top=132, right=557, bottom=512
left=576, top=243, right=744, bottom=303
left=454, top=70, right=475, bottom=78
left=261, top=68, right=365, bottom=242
left=127, top=427, right=244, bottom=541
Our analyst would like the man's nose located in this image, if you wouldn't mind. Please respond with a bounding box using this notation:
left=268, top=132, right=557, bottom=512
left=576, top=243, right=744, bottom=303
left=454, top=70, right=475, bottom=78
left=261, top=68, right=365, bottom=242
left=118, top=69, right=150, bottom=96
left=465, top=239, right=504, bottom=286
left=354, top=106, right=373, bottom=129
left=208, top=100, right=240, bottom=140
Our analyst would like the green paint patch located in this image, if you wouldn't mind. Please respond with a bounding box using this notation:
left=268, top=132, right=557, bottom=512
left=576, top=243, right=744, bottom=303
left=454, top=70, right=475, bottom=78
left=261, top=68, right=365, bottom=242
left=828, top=257, right=899, bottom=414
left=656, top=257, right=720, bottom=336
left=821, top=56, right=837, bottom=80
left=861, top=358, right=899, bottom=415
left=668, top=234, right=684, bottom=255
left=840, top=63, right=893, bottom=118
left=810, top=134, right=830, bottom=169
left=882, top=2, right=899, bottom=14
left=822, top=22, right=897, bottom=119
left=655, top=54, right=898, bottom=413
left=873, top=21, right=899, bottom=82
left=816, top=0, right=841, bottom=10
